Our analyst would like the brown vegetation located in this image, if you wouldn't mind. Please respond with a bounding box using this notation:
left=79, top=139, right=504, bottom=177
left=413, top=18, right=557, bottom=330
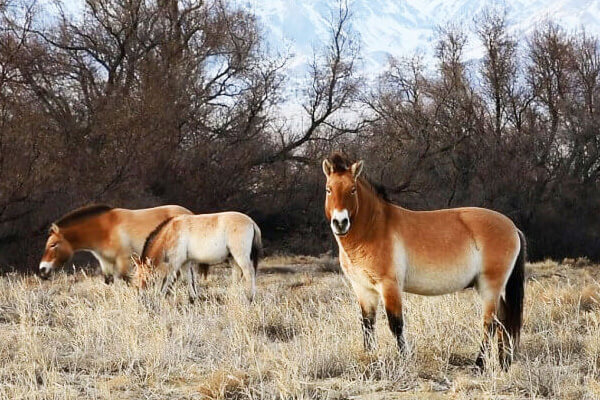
left=1, top=257, right=600, bottom=398
left=1, top=1, right=600, bottom=268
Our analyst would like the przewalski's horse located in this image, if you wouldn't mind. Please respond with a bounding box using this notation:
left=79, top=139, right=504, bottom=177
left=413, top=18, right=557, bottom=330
left=134, top=212, right=262, bottom=302
left=322, top=153, right=526, bottom=370
left=39, top=205, right=193, bottom=283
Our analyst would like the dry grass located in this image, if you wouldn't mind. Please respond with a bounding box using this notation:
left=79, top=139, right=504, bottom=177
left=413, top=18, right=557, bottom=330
left=2, top=257, right=600, bottom=399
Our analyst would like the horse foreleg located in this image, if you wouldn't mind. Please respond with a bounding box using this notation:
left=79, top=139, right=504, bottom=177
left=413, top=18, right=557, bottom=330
left=97, top=258, right=115, bottom=285
left=116, top=255, right=132, bottom=285
left=381, top=281, right=405, bottom=352
left=351, top=282, right=379, bottom=351
left=160, top=262, right=182, bottom=297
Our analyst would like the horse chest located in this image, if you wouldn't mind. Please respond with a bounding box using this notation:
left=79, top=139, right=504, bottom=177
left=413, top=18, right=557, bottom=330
left=339, top=245, right=386, bottom=287
left=344, top=262, right=379, bottom=288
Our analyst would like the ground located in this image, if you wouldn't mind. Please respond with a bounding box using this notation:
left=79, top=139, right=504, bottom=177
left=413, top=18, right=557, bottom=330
left=1, top=256, right=600, bottom=399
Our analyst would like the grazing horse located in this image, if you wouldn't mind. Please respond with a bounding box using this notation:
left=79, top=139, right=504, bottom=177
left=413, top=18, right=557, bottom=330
left=134, top=212, right=262, bottom=302
left=39, top=205, right=193, bottom=283
left=322, top=153, right=525, bottom=369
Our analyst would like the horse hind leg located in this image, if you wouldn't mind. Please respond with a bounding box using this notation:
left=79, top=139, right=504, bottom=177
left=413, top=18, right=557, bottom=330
left=230, top=258, right=242, bottom=282
left=185, top=262, right=199, bottom=304
left=497, top=299, right=511, bottom=370
left=230, top=252, right=255, bottom=302
left=475, top=293, right=500, bottom=370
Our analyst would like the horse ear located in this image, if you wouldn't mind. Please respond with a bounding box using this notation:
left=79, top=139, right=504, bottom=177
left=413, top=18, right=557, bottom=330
left=49, top=224, right=60, bottom=234
left=351, top=160, right=364, bottom=179
left=322, top=159, right=333, bottom=177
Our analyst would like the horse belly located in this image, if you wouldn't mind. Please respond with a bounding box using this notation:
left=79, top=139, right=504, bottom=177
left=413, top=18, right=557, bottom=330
left=403, top=250, right=481, bottom=296
left=188, top=234, right=229, bottom=265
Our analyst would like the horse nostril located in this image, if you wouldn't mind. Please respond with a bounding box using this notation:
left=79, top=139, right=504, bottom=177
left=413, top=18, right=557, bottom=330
left=332, top=217, right=349, bottom=233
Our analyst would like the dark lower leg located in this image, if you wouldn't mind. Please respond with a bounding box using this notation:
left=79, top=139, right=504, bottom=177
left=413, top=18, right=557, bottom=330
left=386, top=309, right=405, bottom=351
left=104, top=274, right=114, bottom=285
left=199, top=264, right=209, bottom=280
left=361, top=308, right=376, bottom=351
left=187, top=264, right=198, bottom=303
left=498, top=328, right=513, bottom=370
left=475, top=320, right=497, bottom=370
left=382, top=283, right=405, bottom=352
left=120, top=273, right=131, bottom=285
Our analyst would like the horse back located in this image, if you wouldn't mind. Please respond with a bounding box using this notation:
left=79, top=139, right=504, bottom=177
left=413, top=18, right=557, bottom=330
left=107, top=205, right=193, bottom=254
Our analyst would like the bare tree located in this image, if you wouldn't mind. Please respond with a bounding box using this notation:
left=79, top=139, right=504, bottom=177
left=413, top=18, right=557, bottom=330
left=256, top=0, right=364, bottom=165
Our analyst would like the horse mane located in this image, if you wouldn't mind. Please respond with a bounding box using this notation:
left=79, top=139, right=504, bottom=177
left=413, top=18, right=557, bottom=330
left=326, top=152, right=391, bottom=203
left=54, top=204, right=113, bottom=228
left=141, top=217, right=174, bottom=260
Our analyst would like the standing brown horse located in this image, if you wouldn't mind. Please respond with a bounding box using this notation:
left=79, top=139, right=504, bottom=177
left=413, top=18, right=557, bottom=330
left=322, top=153, right=525, bottom=369
left=39, top=205, right=193, bottom=283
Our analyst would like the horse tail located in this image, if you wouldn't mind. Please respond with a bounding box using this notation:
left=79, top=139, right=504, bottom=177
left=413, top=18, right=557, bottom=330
left=499, top=230, right=526, bottom=354
left=250, top=223, right=262, bottom=272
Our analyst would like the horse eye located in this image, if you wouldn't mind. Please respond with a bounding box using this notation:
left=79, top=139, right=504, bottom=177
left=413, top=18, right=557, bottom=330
left=326, top=187, right=331, bottom=194
left=51, top=243, right=58, bottom=249
left=351, top=187, right=357, bottom=194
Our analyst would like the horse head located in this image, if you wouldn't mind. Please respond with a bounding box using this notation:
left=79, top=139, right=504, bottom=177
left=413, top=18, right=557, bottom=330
left=39, top=224, right=74, bottom=279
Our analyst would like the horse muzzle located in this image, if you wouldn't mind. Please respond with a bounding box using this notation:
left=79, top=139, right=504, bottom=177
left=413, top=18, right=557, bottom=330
left=38, top=261, right=53, bottom=279
left=331, top=209, right=351, bottom=236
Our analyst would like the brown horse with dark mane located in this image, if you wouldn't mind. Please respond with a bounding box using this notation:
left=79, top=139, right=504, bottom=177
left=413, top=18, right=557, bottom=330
left=322, top=153, right=525, bottom=369
left=39, top=204, right=193, bottom=283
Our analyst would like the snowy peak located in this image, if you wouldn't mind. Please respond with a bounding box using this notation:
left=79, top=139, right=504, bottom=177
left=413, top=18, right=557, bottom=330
left=242, top=0, right=600, bottom=74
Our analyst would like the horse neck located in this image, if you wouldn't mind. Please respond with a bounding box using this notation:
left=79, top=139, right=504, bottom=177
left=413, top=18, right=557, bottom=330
left=60, top=217, right=110, bottom=251
left=342, top=180, right=388, bottom=246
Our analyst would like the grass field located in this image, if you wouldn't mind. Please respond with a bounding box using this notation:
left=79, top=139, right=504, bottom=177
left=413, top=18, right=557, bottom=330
left=1, top=255, right=600, bottom=399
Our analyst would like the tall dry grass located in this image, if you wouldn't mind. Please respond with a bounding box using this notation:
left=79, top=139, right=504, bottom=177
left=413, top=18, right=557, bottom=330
left=1, top=257, right=600, bottom=399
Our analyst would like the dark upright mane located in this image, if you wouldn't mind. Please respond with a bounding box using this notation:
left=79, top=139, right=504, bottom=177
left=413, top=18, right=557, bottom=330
left=328, top=152, right=353, bottom=173
left=326, top=152, right=391, bottom=203
left=54, top=204, right=113, bottom=228
left=141, top=217, right=174, bottom=260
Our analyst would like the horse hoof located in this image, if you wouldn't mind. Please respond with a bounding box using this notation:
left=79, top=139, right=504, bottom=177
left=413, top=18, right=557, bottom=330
left=474, top=356, right=485, bottom=371
left=104, top=275, right=114, bottom=285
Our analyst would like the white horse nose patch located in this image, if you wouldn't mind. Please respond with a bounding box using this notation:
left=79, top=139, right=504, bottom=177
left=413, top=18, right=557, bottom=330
left=331, top=209, right=350, bottom=235
left=39, top=261, right=53, bottom=273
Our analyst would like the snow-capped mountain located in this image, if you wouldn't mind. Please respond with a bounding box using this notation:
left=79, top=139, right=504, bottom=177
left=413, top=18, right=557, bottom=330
left=241, top=0, right=600, bottom=75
